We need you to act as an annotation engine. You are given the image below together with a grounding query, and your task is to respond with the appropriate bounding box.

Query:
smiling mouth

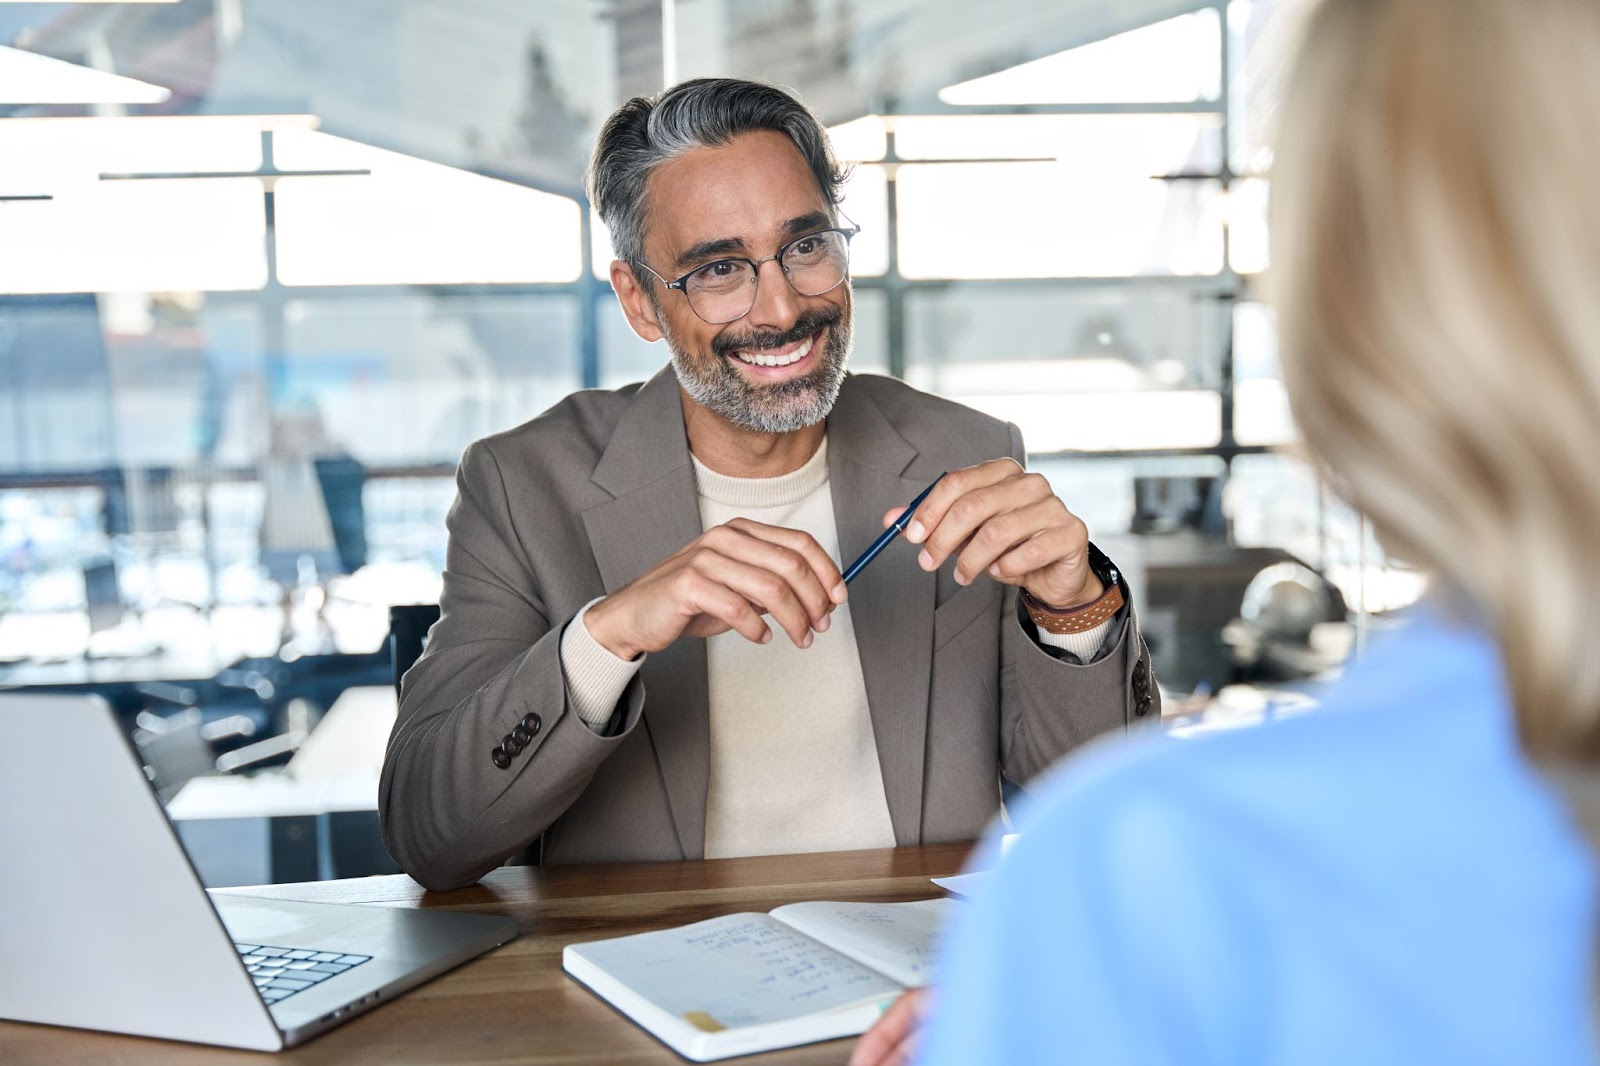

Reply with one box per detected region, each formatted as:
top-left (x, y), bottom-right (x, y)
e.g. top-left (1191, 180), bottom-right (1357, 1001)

top-left (729, 331), bottom-right (817, 369)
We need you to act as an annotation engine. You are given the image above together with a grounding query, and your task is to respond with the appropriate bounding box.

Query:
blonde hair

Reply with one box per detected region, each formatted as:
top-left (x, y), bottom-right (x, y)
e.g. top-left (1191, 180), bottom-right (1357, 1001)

top-left (1271, 0), bottom-right (1600, 764)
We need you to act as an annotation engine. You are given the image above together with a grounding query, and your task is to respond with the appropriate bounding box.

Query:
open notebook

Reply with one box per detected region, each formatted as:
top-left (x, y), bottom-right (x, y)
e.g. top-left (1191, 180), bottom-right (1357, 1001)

top-left (563, 898), bottom-right (954, 1061)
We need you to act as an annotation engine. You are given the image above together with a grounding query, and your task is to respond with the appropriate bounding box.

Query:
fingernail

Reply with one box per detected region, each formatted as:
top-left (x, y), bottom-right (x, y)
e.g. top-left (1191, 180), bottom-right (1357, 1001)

top-left (802, 631), bottom-right (814, 648)
top-left (760, 629), bottom-right (772, 644)
top-left (831, 581), bottom-right (847, 603)
top-left (907, 520), bottom-right (926, 543)
top-left (817, 613), bottom-right (832, 632)
top-left (918, 549), bottom-right (935, 571)
top-left (955, 569), bottom-right (969, 586)
top-left (989, 564), bottom-right (1001, 578)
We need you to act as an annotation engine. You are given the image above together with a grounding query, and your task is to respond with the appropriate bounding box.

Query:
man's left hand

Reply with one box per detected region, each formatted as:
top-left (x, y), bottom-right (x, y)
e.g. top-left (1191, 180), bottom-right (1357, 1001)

top-left (884, 458), bottom-right (1103, 609)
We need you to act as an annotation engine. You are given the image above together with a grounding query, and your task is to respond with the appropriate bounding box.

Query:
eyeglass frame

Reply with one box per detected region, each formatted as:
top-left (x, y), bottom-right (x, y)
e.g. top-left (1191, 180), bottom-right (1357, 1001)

top-left (634, 217), bottom-right (861, 325)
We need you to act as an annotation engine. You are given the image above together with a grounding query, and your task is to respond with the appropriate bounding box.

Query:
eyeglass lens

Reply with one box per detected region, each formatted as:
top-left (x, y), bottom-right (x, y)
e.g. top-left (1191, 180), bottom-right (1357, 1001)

top-left (683, 230), bottom-right (851, 323)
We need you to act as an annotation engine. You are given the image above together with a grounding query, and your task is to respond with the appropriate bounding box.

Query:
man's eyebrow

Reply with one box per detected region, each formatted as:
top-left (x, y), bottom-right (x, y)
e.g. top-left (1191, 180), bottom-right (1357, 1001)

top-left (673, 212), bottom-right (833, 269)
top-left (676, 236), bottom-right (747, 269)
top-left (784, 211), bottom-right (833, 236)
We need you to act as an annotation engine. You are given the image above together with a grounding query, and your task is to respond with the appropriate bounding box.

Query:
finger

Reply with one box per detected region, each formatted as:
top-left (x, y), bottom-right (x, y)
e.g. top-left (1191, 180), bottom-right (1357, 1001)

top-left (988, 516), bottom-right (1090, 583)
top-left (917, 470), bottom-right (1052, 574)
top-left (952, 496), bottom-right (1066, 586)
top-left (890, 1026), bottom-right (922, 1066)
top-left (882, 506), bottom-right (907, 530)
top-left (849, 992), bottom-right (920, 1066)
top-left (712, 524), bottom-right (838, 625)
top-left (675, 570), bottom-right (771, 645)
top-left (723, 519), bottom-right (847, 608)
top-left (908, 462), bottom-right (1037, 560)
top-left (880, 1033), bottom-right (919, 1066)
top-left (902, 458), bottom-right (1024, 546)
top-left (691, 551), bottom-right (818, 649)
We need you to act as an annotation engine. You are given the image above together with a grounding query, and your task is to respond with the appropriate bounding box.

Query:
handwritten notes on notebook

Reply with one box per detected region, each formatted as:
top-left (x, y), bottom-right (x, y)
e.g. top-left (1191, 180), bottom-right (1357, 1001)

top-left (767, 899), bottom-right (948, 989)
top-left (563, 897), bottom-right (957, 1060)
top-left (572, 913), bottom-right (901, 1032)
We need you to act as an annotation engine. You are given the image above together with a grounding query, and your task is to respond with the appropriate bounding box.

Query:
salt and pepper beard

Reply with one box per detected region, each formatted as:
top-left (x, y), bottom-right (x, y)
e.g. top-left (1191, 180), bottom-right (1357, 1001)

top-left (663, 303), bottom-right (852, 435)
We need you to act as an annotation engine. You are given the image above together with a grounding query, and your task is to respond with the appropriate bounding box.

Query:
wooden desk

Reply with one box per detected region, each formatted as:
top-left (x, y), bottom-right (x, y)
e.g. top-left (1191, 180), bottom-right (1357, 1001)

top-left (0, 843), bottom-right (973, 1065)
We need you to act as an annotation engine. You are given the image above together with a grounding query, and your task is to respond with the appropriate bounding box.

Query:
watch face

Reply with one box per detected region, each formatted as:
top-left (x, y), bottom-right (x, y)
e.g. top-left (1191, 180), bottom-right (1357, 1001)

top-left (1087, 543), bottom-right (1119, 588)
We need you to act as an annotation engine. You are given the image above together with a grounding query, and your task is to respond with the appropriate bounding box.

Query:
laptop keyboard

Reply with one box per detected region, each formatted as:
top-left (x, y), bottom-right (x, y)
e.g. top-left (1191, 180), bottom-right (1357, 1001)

top-left (234, 942), bottom-right (373, 1005)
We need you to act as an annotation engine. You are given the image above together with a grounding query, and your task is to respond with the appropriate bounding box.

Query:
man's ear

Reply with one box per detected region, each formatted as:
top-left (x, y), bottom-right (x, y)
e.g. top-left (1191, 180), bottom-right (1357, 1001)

top-left (610, 260), bottom-right (665, 343)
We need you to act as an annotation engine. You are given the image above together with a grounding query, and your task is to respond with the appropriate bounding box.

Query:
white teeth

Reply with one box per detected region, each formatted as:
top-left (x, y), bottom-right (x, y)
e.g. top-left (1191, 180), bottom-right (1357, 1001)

top-left (736, 335), bottom-right (814, 368)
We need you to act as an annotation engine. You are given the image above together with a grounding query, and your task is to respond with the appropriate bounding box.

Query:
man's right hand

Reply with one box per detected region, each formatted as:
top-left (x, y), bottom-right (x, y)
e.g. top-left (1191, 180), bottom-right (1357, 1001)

top-left (583, 518), bottom-right (847, 660)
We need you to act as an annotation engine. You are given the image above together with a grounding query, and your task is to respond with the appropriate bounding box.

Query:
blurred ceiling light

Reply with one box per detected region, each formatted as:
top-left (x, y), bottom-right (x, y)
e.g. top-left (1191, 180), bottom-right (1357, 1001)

top-left (0, 44), bottom-right (171, 104)
top-left (939, 11), bottom-right (1221, 106)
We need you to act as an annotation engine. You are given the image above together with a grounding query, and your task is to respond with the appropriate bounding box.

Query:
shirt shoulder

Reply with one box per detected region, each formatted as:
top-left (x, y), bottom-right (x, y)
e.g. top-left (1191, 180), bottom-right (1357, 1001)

top-left (928, 615), bottom-right (1597, 1066)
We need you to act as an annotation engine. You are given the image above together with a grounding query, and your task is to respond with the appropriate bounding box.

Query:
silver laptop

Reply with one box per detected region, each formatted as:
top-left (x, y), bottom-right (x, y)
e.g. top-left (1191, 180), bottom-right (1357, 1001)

top-left (0, 693), bottom-right (518, 1051)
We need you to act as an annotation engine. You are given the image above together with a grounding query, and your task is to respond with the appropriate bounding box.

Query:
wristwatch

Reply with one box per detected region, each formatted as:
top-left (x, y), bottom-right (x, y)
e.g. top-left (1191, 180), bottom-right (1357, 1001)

top-left (1020, 542), bottom-right (1124, 635)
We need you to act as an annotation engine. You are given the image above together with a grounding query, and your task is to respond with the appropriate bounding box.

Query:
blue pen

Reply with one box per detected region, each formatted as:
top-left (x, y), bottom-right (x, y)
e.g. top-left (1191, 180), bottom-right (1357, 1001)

top-left (841, 473), bottom-right (947, 585)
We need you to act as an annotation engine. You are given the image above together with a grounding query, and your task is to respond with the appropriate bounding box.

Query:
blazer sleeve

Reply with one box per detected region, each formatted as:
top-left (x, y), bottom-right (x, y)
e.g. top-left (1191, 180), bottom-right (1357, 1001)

top-left (998, 423), bottom-right (1161, 785)
top-left (378, 440), bottom-right (645, 890)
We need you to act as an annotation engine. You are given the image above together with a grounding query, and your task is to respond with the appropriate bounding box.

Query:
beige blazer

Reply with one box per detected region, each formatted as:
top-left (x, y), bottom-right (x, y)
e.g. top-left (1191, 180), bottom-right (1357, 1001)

top-left (379, 367), bottom-right (1158, 889)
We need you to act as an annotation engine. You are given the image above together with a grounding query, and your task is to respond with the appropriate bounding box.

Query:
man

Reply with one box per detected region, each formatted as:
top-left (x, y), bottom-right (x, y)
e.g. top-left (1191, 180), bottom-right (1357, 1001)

top-left (379, 78), bottom-right (1158, 891)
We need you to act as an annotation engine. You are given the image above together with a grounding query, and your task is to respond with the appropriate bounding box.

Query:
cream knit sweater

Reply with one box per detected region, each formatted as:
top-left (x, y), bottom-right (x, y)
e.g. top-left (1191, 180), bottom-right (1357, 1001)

top-left (557, 438), bottom-right (1108, 857)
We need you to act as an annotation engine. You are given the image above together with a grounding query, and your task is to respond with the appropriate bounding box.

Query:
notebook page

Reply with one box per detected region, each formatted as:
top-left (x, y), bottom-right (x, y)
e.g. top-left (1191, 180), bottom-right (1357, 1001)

top-left (566, 912), bottom-right (902, 1033)
top-left (767, 898), bottom-right (954, 989)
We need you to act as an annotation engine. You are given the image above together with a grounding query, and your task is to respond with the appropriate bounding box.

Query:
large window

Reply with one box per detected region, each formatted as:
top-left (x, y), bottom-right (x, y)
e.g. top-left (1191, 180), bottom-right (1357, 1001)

top-left (0, 0), bottom-right (1408, 695)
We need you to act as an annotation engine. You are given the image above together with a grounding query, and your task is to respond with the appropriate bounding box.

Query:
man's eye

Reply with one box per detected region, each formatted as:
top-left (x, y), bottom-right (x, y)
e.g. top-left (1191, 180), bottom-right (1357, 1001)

top-left (699, 260), bottom-right (741, 279)
top-left (791, 238), bottom-right (820, 256)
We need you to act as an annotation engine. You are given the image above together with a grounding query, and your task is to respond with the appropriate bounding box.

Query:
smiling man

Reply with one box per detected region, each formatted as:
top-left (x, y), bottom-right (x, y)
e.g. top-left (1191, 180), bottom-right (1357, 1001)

top-left (379, 78), bottom-right (1159, 890)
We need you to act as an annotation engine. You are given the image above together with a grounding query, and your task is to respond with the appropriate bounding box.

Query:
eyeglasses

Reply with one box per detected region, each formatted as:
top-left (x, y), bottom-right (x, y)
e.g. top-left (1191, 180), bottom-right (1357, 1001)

top-left (638, 223), bottom-right (860, 325)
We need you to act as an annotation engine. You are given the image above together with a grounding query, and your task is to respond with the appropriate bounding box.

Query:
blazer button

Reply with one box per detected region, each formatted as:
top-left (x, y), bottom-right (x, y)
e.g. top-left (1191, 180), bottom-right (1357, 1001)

top-left (502, 733), bottom-right (524, 756)
top-left (520, 712), bottom-right (542, 736)
top-left (510, 724), bottom-right (532, 746)
top-left (491, 745), bottom-right (512, 770)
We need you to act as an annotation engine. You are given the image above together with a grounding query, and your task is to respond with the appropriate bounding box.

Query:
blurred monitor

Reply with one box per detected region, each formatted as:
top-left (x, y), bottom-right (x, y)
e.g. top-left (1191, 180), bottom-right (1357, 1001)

top-left (313, 456), bottom-right (368, 575)
top-left (1132, 476), bottom-right (1225, 535)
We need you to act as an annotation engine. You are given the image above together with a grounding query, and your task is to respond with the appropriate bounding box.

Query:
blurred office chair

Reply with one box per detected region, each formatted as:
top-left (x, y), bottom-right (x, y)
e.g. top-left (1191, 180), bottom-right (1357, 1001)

top-left (133, 706), bottom-right (302, 802)
top-left (386, 603), bottom-right (541, 866)
top-left (388, 603), bottom-right (440, 699)
top-left (1224, 562), bottom-right (1352, 682)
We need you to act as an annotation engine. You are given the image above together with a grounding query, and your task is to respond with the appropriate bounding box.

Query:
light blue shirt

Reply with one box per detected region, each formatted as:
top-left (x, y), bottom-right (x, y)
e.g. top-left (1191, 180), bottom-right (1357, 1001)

top-left (921, 610), bottom-right (1597, 1066)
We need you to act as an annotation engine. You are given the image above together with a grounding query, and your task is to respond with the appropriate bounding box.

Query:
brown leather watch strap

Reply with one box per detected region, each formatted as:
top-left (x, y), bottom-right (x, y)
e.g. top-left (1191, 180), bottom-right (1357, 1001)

top-left (1022, 581), bottom-right (1125, 635)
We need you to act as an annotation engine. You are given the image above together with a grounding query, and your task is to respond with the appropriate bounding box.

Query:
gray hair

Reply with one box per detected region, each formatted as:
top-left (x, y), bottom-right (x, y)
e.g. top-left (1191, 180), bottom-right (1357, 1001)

top-left (585, 78), bottom-right (849, 283)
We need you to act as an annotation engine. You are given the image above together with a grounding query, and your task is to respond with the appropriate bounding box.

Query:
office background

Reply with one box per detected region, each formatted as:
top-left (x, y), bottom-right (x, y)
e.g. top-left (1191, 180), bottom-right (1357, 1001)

top-left (0, 0), bottom-right (1415, 878)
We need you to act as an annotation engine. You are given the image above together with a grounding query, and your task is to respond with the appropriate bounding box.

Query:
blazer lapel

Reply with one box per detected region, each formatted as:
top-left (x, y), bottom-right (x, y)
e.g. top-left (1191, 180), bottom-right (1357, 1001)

top-left (580, 366), bottom-right (709, 858)
top-left (827, 380), bottom-right (939, 845)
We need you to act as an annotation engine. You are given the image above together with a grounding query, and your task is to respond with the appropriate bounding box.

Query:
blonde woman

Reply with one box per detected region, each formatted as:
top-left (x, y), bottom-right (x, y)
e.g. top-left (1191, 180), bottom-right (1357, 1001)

top-left (854, 0), bottom-right (1600, 1062)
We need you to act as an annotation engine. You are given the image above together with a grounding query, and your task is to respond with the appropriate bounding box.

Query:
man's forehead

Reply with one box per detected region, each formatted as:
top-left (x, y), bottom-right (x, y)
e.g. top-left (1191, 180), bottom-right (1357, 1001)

top-left (642, 131), bottom-right (831, 260)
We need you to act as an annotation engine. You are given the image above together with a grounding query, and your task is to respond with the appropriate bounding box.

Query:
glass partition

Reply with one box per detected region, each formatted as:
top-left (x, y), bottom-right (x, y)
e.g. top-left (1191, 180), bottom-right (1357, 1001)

top-left (0, 0), bottom-right (1379, 710)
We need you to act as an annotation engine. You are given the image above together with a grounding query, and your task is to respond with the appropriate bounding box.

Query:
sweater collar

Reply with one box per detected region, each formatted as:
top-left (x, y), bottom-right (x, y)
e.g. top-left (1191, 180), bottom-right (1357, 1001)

top-left (690, 436), bottom-right (830, 509)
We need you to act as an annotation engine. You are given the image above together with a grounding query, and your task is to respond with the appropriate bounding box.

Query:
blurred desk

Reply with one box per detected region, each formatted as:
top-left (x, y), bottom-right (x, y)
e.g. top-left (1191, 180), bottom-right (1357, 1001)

top-left (0, 649), bottom-right (220, 691)
top-left (0, 842), bottom-right (972, 1065)
top-left (287, 684), bottom-right (395, 780)
top-left (166, 686), bottom-right (399, 886)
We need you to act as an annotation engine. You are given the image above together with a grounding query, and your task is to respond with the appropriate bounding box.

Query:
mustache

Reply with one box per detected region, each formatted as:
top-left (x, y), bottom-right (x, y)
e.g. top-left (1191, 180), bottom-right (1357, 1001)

top-left (711, 306), bottom-right (842, 358)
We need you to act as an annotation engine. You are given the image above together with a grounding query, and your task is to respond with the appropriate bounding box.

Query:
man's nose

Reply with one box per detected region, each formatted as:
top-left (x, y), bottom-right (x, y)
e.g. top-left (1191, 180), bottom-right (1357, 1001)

top-left (743, 257), bottom-right (803, 333)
